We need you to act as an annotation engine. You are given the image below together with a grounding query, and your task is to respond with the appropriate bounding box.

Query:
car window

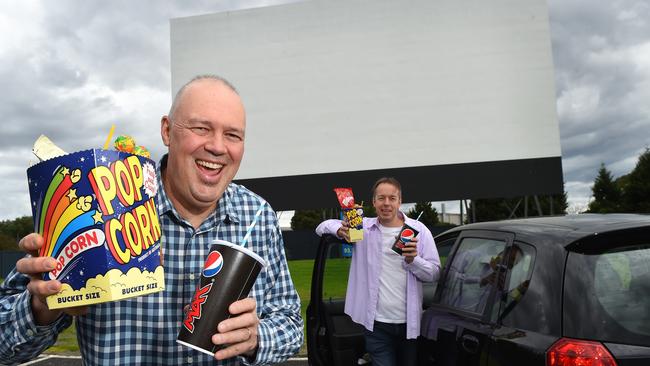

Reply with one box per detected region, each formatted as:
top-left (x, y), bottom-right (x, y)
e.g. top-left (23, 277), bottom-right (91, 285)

top-left (438, 237), bottom-right (507, 314)
top-left (564, 242), bottom-right (650, 346)
top-left (436, 235), bottom-right (457, 268)
top-left (423, 234), bottom-right (457, 308)
top-left (594, 245), bottom-right (650, 336)
top-left (494, 242), bottom-right (535, 324)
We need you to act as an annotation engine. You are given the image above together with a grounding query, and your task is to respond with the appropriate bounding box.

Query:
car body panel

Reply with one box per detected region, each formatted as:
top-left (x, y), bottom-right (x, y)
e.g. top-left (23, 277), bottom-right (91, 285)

top-left (307, 214), bottom-right (650, 366)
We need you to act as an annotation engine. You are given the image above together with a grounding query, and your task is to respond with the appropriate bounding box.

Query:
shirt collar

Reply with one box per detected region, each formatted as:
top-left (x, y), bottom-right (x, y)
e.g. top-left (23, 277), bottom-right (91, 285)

top-left (216, 183), bottom-right (241, 224)
top-left (156, 155), bottom-right (174, 216)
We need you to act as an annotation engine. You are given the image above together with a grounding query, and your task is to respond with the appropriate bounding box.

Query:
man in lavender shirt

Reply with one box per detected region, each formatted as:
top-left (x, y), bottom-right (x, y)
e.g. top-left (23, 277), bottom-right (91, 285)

top-left (316, 177), bottom-right (440, 366)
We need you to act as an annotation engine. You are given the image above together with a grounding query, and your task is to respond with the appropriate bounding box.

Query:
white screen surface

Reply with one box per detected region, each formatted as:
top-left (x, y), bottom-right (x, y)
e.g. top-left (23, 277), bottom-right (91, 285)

top-left (171, 0), bottom-right (560, 180)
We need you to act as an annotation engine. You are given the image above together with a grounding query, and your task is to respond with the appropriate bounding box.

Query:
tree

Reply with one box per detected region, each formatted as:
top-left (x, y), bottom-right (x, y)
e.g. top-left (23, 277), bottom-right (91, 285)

top-left (406, 202), bottom-right (439, 227)
top-left (0, 216), bottom-right (33, 251)
top-left (290, 209), bottom-right (335, 230)
top-left (587, 163), bottom-right (622, 213)
top-left (470, 198), bottom-right (513, 222)
top-left (0, 232), bottom-right (16, 251)
top-left (361, 202), bottom-right (376, 218)
top-left (545, 192), bottom-right (569, 215)
top-left (290, 200), bottom-right (379, 231)
top-left (470, 193), bottom-right (568, 222)
top-left (620, 148), bottom-right (650, 213)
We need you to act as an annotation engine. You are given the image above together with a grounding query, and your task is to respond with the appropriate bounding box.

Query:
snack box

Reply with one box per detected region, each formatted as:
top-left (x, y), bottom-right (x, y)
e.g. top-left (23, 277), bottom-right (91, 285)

top-left (342, 206), bottom-right (364, 242)
top-left (26, 149), bottom-right (165, 309)
top-left (334, 187), bottom-right (364, 242)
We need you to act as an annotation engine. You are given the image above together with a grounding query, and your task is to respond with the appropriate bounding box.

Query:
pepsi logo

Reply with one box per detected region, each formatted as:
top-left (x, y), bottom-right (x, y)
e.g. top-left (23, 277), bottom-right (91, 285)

top-left (202, 251), bottom-right (224, 277)
top-left (400, 228), bottom-right (415, 242)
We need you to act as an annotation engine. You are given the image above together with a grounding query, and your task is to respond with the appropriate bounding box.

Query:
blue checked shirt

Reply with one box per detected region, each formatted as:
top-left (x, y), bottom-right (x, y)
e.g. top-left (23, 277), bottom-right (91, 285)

top-left (0, 156), bottom-right (303, 365)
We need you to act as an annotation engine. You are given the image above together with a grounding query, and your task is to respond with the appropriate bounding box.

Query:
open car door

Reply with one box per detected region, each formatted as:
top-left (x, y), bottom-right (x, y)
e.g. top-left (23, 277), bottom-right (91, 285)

top-left (306, 234), bottom-right (366, 366)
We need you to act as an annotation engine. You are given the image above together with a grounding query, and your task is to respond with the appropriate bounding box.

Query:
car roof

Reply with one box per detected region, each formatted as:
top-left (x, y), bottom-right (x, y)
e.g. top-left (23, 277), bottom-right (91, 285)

top-left (437, 213), bottom-right (650, 247)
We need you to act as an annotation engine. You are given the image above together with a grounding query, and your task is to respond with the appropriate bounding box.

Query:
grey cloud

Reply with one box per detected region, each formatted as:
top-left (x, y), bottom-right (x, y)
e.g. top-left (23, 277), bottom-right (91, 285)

top-left (1, 0), bottom-right (648, 219)
top-left (549, 0), bottom-right (650, 193)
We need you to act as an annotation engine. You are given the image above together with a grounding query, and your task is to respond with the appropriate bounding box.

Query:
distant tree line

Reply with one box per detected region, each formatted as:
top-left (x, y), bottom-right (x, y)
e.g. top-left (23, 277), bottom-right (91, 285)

top-left (469, 193), bottom-right (568, 222)
top-left (6, 149), bottom-right (647, 247)
top-left (0, 216), bottom-right (33, 251)
top-left (587, 148), bottom-right (650, 213)
top-left (290, 201), bottom-right (444, 231)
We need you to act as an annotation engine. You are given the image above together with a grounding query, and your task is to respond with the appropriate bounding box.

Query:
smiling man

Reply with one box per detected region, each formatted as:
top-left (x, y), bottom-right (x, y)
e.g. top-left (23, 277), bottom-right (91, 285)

top-left (161, 77), bottom-right (246, 228)
top-left (1, 75), bottom-right (303, 365)
top-left (316, 177), bottom-right (440, 366)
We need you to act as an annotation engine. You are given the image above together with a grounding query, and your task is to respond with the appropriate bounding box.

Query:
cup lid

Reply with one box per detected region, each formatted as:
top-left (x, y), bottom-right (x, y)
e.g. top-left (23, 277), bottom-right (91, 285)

top-left (211, 239), bottom-right (267, 267)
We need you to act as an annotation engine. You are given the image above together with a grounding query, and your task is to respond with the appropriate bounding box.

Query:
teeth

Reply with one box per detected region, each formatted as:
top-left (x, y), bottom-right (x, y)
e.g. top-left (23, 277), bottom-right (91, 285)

top-left (197, 160), bottom-right (223, 170)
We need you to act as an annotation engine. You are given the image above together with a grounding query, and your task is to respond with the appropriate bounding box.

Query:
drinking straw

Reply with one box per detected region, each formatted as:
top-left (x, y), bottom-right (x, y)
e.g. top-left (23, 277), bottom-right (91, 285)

top-left (241, 201), bottom-right (266, 247)
top-left (103, 124), bottom-right (116, 150)
top-left (416, 211), bottom-right (423, 221)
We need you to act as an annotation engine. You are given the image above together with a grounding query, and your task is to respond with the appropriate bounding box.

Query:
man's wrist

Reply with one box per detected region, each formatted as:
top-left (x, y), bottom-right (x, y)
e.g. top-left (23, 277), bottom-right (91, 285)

top-left (31, 295), bottom-right (61, 326)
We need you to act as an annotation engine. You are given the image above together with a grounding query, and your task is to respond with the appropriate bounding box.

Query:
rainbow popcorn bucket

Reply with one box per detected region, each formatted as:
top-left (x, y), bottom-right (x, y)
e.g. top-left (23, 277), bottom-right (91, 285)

top-left (26, 149), bottom-right (165, 309)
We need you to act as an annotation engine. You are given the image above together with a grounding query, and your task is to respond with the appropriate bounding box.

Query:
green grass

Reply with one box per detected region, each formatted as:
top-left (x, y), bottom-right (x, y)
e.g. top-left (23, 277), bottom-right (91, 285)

top-left (287, 257), bottom-right (350, 356)
top-left (50, 322), bottom-right (79, 354)
top-left (322, 258), bottom-right (351, 299)
top-left (287, 259), bottom-right (313, 356)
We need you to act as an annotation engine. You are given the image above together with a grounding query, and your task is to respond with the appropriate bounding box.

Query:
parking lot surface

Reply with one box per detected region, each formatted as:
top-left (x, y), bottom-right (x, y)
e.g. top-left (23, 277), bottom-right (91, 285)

top-left (18, 355), bottom-right (308, 366)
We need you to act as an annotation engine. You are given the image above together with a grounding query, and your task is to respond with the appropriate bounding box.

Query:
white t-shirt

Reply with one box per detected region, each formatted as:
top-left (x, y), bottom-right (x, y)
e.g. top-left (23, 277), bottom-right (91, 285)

top-left (375, 223), bottom-right (408, 323)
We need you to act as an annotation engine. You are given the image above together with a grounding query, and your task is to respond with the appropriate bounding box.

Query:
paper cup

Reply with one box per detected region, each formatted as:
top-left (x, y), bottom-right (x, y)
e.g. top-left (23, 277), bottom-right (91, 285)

top-left (391, 223), bottom-right (419, 255)
top-left (177, 240), bottom-right (266, 355)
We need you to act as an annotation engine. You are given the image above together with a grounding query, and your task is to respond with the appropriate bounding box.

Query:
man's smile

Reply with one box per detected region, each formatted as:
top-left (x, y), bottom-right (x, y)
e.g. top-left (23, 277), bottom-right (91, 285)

top-left (196, 159), bottom-right (223, 171)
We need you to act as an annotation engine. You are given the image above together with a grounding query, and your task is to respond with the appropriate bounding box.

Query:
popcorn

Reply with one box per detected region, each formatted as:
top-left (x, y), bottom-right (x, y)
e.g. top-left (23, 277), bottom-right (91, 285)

top-left (133, 145), bottom-right (150, 158)
top-left (333, 187), bottom-right (364, 242)
top-left (114, 135), bottom-right (150, 158)
top-left (114, 135), bottom-right (136, 153)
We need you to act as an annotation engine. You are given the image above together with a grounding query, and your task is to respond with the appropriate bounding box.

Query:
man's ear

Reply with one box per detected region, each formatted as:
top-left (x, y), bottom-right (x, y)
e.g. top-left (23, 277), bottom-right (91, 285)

top-left (161, 116), bottom-right (171, 147)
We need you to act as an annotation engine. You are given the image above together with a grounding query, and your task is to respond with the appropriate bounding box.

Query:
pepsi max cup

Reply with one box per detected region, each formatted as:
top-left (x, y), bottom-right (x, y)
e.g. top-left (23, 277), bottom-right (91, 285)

top-left (177, 240), bottom-right (266, 355)
top-left (391, 224), bottom-right (419, 255)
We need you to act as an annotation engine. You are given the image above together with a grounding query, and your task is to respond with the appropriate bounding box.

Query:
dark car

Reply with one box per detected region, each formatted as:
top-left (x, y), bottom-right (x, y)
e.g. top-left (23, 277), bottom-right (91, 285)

top-left (306, 214), bottom-right (650, 366)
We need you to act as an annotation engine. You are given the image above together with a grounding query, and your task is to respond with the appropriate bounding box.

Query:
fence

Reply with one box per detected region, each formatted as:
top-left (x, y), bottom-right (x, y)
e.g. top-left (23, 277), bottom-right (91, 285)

top-left (1, 251), bottom-right (24, 278)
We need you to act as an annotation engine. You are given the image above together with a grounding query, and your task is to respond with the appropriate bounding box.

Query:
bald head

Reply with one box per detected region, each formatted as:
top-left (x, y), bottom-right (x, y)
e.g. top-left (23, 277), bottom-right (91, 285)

top-left (169, 75), bottom-right (239, 121)
top-left (160, 74), bottom-right (246, 228)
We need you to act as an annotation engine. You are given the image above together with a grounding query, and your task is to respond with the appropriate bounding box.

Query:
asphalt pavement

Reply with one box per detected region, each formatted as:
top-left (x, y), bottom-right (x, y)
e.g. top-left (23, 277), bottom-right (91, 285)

top-left (18, 355), bottom-right (309, 366)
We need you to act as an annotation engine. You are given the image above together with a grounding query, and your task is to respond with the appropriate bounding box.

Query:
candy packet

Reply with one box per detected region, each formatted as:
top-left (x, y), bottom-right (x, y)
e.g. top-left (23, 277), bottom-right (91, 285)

top-left (333, 187), bottom-right (364, 242)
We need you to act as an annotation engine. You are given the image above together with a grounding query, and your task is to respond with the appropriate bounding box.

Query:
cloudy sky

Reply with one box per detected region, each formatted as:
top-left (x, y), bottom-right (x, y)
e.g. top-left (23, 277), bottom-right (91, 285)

top-left (1, 0), bottom-right (649, 222)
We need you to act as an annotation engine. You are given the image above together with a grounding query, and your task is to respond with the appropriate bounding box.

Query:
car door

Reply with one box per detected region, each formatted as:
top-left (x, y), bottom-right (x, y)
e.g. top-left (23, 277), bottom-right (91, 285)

top-left (421, 230), bottom-right (514, 366)
top-left (306, 234), bottom-right (366, 366)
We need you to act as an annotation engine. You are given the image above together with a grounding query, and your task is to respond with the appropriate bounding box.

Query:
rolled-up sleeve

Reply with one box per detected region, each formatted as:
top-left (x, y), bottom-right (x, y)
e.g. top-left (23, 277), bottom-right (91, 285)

top-left (403, 223), bottom-right (440, 283)
top-left (315, 219), bottom-right (343, 237)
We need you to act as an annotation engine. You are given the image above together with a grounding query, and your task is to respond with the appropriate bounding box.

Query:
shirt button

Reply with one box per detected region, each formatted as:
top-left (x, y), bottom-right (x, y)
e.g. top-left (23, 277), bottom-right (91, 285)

top-left (189, 274), bottom-right (195, 280)
top-left (26, 329), bottom-right (34, 337)
top-left (188, 357), bottom-right (193, 363)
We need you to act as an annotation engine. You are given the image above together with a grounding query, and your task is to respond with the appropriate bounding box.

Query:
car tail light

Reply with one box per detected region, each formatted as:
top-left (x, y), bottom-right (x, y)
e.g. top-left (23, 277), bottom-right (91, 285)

top-left (546, 338), bottom-right (617, 366)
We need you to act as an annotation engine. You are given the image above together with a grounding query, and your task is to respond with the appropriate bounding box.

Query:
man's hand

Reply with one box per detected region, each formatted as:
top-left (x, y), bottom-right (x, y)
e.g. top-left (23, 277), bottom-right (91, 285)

top-left (212, 297), bottom-right (260, 361)
top-left (336, 221), bottom-right (351, 242)
top-left (401, 237), bottom-right (418, 264)
top-left (16, 233), bottom-right (88, 325)
top-left (480, 271), bottom-right (496, 287)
